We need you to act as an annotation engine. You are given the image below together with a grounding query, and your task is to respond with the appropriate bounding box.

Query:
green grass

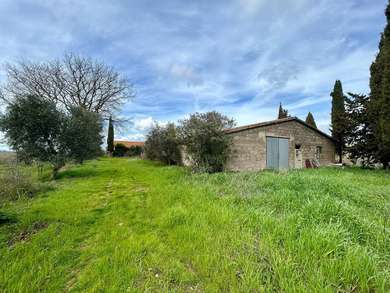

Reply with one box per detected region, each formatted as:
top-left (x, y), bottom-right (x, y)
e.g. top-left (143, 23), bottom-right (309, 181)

top-left (0, 158), bottom-right (53, 203)
top-left (0, 158), bottom-right (389, 292)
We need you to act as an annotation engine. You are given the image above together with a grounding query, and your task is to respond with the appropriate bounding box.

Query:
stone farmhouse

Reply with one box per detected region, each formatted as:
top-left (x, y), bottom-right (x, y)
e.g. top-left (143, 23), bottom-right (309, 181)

top-left (224, 117), bottom-right (336, 171)
top-left (113, 140), bottom-right (145, 148)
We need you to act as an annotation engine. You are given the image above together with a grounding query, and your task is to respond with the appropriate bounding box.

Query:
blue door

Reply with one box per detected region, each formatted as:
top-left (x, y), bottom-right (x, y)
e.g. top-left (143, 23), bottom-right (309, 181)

top-left (266, 137), bottom-right (279, 169)
top-left (278, 138), bottom-right (289, 170)
top-left (266, 137), bottom-right (289, 170)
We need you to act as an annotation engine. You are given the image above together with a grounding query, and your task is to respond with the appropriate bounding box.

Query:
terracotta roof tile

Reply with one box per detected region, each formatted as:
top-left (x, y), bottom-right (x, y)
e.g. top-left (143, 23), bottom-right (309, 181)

top-left (114, 140), bottom-right (145, 148)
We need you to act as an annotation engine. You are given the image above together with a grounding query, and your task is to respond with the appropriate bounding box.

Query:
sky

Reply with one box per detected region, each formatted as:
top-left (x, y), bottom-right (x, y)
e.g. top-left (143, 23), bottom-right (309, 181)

top-left (0, 0), bottom-right (388, 146)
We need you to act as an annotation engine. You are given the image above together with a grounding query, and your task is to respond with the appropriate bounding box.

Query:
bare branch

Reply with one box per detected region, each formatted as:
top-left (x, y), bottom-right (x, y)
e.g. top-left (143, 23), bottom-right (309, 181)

top-left (3, 53), bottom-right (135, 115)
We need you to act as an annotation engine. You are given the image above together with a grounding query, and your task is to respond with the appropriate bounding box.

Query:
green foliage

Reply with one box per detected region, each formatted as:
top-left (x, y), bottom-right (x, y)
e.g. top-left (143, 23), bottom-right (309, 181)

top-left (345, 93), bottom-right (376, 166)
top-left (0, 95), bottom-right (103, 176)
top-left (0, 164), bottom-right (39, 201)
top-left (144, 126), bottom-right (162, 161)
top-left (0, 161), bottom-right (52, 202)
top-left (368, 1), bottom-right (390, 168)
top-left (113, 143), bottom-right (129, 157)
top-left (0, 159), bottom-right (388, 291)
top-left (128, 145), bottom-right (143, 157)
top-left (278, 102), bottom-right (288, 119)
top-left (106, 116), bottom-right (114, 154)
top-left (113, 144), bottom-right (143, 157)
top-left (330, 80), bottom-right (347, 163)
top-left (0, 95), bottom-right (66, 174)
top-left (178, 111), bottom-right (235, 172)
top-left (61, 107), bottom-right (103, 164)
top-left (145, 123), bottom-right (181, 165)
top-left (305, 112), bottom-right (317, 129)
top-left (347, 1), bottom-right (390, 169)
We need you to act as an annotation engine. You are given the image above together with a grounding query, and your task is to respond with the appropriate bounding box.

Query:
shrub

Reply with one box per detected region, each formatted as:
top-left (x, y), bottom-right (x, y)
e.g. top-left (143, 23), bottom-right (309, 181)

top-left (113, 143), bottom-right (130, 157)
top-left (113, 144), bottom-right (143, 157)
top-left (144, 125), bottom-right (163, 161)
top-left (178, 111), bottom-right (235, 173)
top-left (128, 145), bottom-right (143, 157)
top-left (0, 162), bottom-right (44, 201)
top-left (144, 123), bottom-right (181, 165)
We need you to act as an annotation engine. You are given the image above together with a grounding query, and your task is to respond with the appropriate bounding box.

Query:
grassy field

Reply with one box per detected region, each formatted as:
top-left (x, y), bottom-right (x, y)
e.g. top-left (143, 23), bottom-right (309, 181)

top-left (0, 152), bottom-right (53, 202)
top-left (0, 158), bottom-right (389, 292)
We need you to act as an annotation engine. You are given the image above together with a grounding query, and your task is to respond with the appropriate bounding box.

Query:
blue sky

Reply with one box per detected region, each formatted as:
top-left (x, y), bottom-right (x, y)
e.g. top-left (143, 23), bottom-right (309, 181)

top-left (0, 0), bottom-right (387, 145)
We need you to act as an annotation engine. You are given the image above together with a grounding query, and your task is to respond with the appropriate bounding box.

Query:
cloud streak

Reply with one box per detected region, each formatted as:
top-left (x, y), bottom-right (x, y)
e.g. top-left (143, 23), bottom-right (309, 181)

top-left (0, 0), bottom-right (387, 145)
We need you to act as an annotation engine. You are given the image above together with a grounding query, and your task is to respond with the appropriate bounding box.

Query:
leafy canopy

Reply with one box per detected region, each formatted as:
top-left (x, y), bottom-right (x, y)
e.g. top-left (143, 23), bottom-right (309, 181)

top-left (61, 107), bottom-right (103, 164)
top-left (0, 95), bottom-right (103, 175)
top-left (113, 143), bottom-right (130, 157)
top-left (0, 95), bottom-right (65, 167)
top-left (178, 111), bottom-right (235, 173)
top-left (345, 93), bottom-right (376, 167)
top-left (145, 123), bottom-right (181, 165)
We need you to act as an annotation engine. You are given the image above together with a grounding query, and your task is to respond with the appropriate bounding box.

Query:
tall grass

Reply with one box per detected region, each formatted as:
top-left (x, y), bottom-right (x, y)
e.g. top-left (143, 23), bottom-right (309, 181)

top-left (0, 159), bottom-right (388, 291)
top-left (0, 153), bottom-right (52, 202)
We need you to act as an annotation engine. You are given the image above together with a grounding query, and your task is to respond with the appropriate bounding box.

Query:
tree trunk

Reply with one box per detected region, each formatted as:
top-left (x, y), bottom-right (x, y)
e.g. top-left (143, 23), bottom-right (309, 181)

top-left (338, 145), bottom-right (343, 163)
top-left (52, 163), bottom-right (64, 179)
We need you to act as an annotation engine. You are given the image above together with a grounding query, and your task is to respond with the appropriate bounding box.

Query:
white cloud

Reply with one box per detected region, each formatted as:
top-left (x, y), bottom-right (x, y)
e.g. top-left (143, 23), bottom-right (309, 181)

top-left (133, 117), bottom-right (156, 131)
top-left (0, 0), bottom-right (386, 142)
top-left (118, 133), bottom-right (145, 141)
top-left (169, 64), bottom-right (203, 86)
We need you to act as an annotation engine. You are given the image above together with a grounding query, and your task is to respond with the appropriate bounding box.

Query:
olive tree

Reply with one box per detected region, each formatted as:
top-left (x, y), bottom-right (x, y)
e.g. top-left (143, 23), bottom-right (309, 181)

top-left (178, 111), bottom-right (235, 173)
top-left (0, 95), bottom-right (66, 175)
top-left (0, 95), bottom-right (103, 177)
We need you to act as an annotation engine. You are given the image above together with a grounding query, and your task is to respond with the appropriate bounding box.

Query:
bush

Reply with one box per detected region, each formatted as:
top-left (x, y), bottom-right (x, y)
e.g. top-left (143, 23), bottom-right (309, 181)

top-left (113, 144), bottom-right (130, 157)
top-left (113, 144), bottom-right (143, 157)
top-left (144, 123), bottom-right (181, 165)
top-left (0, 162), bottom-right (47, 201)
top-left (128, 145), bottom-right (143, 156)
top-left (178, 111), bottom-right (235, 173)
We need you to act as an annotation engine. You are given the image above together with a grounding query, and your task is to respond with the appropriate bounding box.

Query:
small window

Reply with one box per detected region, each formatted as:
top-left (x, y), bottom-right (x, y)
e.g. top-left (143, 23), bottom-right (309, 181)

top-left (315, 146), bottom-right (322, 161)
top-left (295, 144), bottom-right (301, 149)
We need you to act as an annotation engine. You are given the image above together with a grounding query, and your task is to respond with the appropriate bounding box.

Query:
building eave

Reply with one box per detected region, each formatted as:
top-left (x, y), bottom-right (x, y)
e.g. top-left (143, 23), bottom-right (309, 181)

top-left (224, 117), bottom-right (335, 142)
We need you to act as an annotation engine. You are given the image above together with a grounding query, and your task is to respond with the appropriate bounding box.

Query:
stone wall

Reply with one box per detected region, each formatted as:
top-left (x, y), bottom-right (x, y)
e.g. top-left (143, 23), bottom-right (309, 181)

top-left (225, 120), bottom-right (335, 171)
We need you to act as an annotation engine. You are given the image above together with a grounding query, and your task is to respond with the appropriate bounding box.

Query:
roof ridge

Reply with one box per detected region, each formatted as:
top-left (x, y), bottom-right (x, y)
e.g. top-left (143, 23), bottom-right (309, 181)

top-left (225, 116), bottom-right (334, 141)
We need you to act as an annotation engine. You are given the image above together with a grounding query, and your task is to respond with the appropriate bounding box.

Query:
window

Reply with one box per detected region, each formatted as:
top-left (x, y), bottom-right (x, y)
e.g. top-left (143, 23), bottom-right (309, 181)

top-left (315, 146), bottom-right (322, 161)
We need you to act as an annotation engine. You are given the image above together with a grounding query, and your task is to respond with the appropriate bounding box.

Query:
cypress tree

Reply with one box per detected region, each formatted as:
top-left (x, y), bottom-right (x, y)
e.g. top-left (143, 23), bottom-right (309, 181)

top-left (278, 102), bottom-right (288, 119)
top-left (305, 112), bottom-right (317, 129)
top-left (368, 1), bottom-right (390, 169)
top-left (330, 80), bottom-right (346, 163)
top-left (107, 116), bottom-right (114, 154)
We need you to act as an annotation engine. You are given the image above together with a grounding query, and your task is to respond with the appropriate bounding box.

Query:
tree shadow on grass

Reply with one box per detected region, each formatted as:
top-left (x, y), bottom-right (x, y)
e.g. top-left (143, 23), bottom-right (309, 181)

top-left (7, 221), bottom-right (48, 246)
top-left (0, 212), bottom-right (17, 226)
top-left (55, 168), bottom-right (104, 180)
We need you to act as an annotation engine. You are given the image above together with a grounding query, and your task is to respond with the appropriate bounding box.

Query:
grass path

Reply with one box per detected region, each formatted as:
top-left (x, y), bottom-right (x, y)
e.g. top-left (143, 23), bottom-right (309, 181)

top-left (0, 158), bottom-right (389, 292)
